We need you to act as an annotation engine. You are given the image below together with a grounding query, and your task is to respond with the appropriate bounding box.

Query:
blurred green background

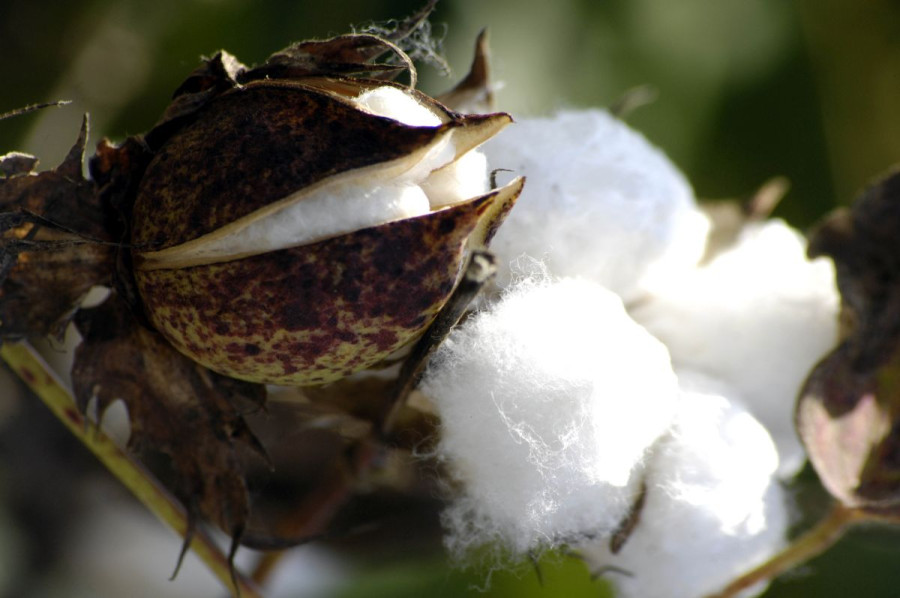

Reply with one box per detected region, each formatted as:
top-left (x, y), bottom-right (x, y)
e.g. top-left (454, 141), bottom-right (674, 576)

top-left (2, 0), bottom-right (900, 596)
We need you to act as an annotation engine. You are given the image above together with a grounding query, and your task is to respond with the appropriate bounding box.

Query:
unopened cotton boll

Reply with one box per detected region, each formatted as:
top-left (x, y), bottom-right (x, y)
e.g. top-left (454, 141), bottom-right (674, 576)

top-left (481, 109), bottom-right (710, 302)
top-left (579, 374), bottom-right (789, 598)
top-left (631, 219), bottom-right (840, 477)
top-left (421, 277), bottom-right (680, 557)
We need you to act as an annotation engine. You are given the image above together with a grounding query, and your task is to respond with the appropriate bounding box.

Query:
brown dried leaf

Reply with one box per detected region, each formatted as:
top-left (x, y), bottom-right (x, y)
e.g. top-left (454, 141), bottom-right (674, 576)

top-left (798, 168), bottom-right (900, 509)
top-left (0, 117), bottom-right (115, 339)
top-left (71, 294), bottom-right (267, 537)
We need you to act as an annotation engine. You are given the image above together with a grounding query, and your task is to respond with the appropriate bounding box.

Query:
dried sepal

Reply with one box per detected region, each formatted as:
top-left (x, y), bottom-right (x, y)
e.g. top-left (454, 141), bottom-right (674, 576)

top-left (0, 116), bottom-right (115, 339)
top-left (797, 168), bottom-right (900, 509)
top-left (700, 177), bottom-right (789, 262)
top-left (0, 152), bottom-right (39, 178)
top-left (71, 293), bottom-right (267, 536)
top-left (436, 29), bottom-right (495, 114)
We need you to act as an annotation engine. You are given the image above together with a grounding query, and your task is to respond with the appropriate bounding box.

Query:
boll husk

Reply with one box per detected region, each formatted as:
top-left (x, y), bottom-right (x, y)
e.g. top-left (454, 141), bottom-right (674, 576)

top-left (480, 109), bottom-right (710, 301)
top-left (420, 276), bottom-right (679, 557)
top-left (579, 373), bottom-right (789, 598)
top-left (631, 219), bottom-right (840, 476)
top-left (132, 77), bottom-right (523, 386)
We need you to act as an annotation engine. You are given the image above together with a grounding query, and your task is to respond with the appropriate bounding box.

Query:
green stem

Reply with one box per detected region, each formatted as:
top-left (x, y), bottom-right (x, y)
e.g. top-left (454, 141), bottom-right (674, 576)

top-left (704, 502), bottom-right (860, 598)
top-left (1, 341), bottom-right (263, 598)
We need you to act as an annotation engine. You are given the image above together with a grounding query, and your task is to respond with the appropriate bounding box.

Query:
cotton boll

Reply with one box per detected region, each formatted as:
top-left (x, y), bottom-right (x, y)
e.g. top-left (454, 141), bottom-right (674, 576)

top-left (481, 109), bottom-right (710, 302)
top-left (421, 277), bottom-right (680, 557)
top-left (631, 219), bottom-right (840, 477)
top-left (579, 376), bottom-right (789, 598)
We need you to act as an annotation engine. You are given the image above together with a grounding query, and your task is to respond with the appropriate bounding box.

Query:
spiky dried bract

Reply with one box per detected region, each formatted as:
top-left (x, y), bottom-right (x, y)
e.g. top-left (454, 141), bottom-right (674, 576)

top-left (481, 109), bottom-right (709, 301)
top-left (798, 168), bottom-right (900, 509)
top-left (0, 117), bottom-right (114, 340)
top-left (580, 375), bottom-right (789, 598)
top-left (633, 219), bottom-right (839, 477)
top-left (421, 277), bottom-right (679, 557)
top-left (71, 295), bottom-right (266, 536)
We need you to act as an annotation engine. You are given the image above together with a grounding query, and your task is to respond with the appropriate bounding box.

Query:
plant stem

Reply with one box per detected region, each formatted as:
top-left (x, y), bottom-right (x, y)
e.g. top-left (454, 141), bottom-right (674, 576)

top-left (0, 341), bottom-right (263, 598)
top-left (704, 502), bottom-right (860, 598)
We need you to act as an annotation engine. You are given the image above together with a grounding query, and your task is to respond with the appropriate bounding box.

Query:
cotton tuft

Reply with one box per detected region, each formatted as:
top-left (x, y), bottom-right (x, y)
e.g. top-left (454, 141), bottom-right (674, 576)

top-left (421, 277), bottom-right (679, 557)
top-left (579, 373), bottom-right (789, 598)
top-left (630, 220), bottom-right (840, 476)
top-left (481, 109), bottom-right (710, 302)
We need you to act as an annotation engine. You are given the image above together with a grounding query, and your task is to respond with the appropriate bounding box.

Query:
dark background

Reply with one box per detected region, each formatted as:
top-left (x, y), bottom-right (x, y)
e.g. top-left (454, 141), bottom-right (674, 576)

top-left (1, 0), bottom-right (899, 596)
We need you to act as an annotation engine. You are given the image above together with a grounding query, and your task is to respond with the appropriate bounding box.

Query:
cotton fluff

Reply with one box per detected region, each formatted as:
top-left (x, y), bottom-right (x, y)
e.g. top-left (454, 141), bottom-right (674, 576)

top-left (481, 109), bottom-right (710, 302)
top-left (579, 373), bottom-right (789, 598)
top-left (421, 277), bottom-right (680, 557)
top-left (630, 219), bottom-right (839, 477)
top-left (354, 86), bottom-right (444, 127)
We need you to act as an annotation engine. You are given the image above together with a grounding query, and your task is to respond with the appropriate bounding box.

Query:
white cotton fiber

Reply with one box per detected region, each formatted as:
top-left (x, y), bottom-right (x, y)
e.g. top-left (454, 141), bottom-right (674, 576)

top-left (579, 373), bottom-right (789, 598)
top-left (421, 277), bottom-right (680, 557)
top-left (631, 219), bottom-right (839, 477)
top-left (354, 86), bottom-right (444, 127)
top-left (421, 149), bottom-right (490, 209)
top-left (481, 109), bottom-right (710, 302)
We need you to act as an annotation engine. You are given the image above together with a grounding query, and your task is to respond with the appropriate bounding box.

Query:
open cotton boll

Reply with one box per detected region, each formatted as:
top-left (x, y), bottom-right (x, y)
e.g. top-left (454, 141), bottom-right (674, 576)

top-left (631, 219), bottom-right (839, 477)
top-left (579, 375), bottom-right (789, 598)
top-left (146, 85), bottom-right (497, 268)
top-left (421, 277), bottom-right (679, 557)
top-left (481, 109), bottom-right (710, 302)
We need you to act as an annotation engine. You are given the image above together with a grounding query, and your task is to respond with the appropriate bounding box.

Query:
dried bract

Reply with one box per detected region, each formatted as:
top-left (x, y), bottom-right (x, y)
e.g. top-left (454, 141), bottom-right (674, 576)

top-left (0, 117), bottom-right (114, 340)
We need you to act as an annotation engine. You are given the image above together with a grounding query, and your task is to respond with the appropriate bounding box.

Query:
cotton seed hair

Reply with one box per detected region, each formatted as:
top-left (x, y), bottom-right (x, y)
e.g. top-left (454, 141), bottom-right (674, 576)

top-left (421, 277), bottom-right (679, 557)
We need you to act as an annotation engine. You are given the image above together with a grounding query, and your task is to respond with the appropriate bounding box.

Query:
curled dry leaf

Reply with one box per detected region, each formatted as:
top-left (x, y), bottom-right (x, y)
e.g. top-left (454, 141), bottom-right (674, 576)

top-left (798, 168), bottom-right (900, 509)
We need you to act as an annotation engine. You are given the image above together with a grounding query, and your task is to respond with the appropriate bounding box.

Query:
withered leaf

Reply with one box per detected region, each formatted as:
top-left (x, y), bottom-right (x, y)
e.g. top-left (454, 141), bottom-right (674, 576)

top-left (0, 116), bottom-right (115, 340)
top-left (798, 168), bottom-right (900, 509)
top-left (71, 293), bottom-right (267, 539)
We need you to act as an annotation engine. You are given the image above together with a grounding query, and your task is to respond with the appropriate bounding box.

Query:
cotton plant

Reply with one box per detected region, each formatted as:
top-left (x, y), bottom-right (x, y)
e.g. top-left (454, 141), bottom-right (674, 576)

top-left (421, 105), bottom-right (840, 597)
top-left (3, 6), bottom-right (888, 597)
